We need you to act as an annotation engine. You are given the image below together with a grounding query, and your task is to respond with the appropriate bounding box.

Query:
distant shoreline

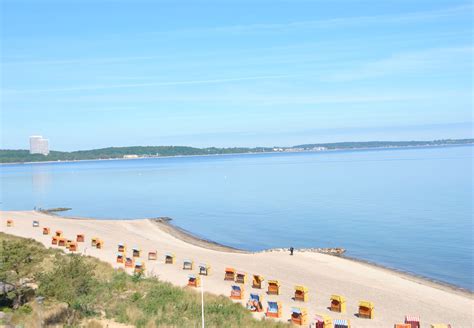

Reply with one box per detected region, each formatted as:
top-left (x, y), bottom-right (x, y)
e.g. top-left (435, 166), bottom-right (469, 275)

top-left (1, 142), bottom-right (472, 166)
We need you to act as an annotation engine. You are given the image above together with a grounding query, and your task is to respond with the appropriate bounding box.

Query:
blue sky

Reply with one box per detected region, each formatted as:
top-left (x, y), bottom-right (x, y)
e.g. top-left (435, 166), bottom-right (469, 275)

top-left (1, 0), bottom-right (472, 150)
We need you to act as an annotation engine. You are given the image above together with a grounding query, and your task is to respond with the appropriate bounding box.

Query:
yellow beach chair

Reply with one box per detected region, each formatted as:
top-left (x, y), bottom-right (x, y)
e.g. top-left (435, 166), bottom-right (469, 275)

top-left (96, 239), bottom-right (103, 249)
top-left (183, 259), bottom-right (193, 270)
top-left (91, 237), bottom-right (98, 247)
top-left (148, 250), bottom-right (158, 260)
top-left (199, 263), bottom-right (211, 276)
top-left (267, 280), bottom-right (280, 295)
top-left (290, 307), bottom-right (308, 326)
top-left (266, 301), bottom-right (282, 318)
top-left (224, 267), bottom-right (236, 281)
top-left (132, 247), bottom-right (141, 258)
top-left (358, 300), bottom-right (374, 319)
top-left (68, 242), bottom-right (78, 252)
top-left (117, 243), bottom-right (126, 253)
top-left (125, 257), bottom-right (134, 268)
top-left (134, 261), bottom-right (145, 274)
top-left (294, 285), bottom-right (308, 302)
top-left (165, 253), bottom-right (175, 264)
top-left (116, 253), bottom-right (124, 264)
top-left (188, 274), bottom-right (201, 287)
top-left (230, 285), bottom-right (244, 300)
top-left (330, 294), bottom-right (346, 313)
top-left (246, 293), bottom-right (263, 312)
top-left (235, 272), bottom-right (246, 284)
top-left (252, 274), bottom-right (264, 289)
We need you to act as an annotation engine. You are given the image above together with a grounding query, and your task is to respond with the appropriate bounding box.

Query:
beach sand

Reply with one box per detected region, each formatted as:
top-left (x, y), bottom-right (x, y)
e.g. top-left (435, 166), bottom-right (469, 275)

top-left (1, 210), bottom-right (472, 327)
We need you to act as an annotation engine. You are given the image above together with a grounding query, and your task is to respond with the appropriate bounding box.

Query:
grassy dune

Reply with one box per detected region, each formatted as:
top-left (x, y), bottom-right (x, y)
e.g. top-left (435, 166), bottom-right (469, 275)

top-left (0, 233), bottom-right (288, 327)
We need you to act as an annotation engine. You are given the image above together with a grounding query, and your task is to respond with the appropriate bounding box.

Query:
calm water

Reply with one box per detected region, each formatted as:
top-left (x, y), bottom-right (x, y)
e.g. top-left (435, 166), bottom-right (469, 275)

top-left (1, 146), bottom-right (472, 290)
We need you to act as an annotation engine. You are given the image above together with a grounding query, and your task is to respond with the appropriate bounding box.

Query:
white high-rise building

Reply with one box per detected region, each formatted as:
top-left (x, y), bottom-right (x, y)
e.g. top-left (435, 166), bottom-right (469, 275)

top-left (29, 136), bottom-right (50, 155)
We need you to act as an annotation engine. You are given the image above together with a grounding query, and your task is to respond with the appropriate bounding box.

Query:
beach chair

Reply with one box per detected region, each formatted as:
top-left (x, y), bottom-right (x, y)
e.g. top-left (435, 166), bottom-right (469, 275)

top-left (290, 307), bottom-right (308, 326)
top-left (252, 274), bottom-right (264, 289)
top-left (6, 219), bottom-right (13, 227)
top-left (183, 259), bottom-right (193, 270)
top-left (199, 263), bottom-right (211, 276)
top-left (430, 324), bottom-right (452, 328)
top-left (116, 253), bottom-right (124, 264)
top-left (68, 242), bottom-right (78, 252)
top-left (267, 280), bottom-right (280, 295)
top-left (65, 239), bottom-right (74, 249)
top-left (132, 247), bottom-right (141, 258)
top-left (230, 285), bottom-right (244, 300)
top-left (148, 250), bottom-right (157, 260)
top-left (330, 294), bottom-right (346, 313)
top-left (96, 239), bottom-right (103, 249)
top-left (43, 227), bottom-right (50, 235)
top-left (358, 300), bottom-right (374, 319)
top-left (32, 220), bottom-right (40, 227)
top-left (51, 236), bottom-right (59, 245)
top-left (91, 237), bottom-right (98, 247)
top-left (266, 301), bottom-right (282, 318)
top-left (246, 293), bottom-right (263, 312)
top-left (394, 325), bottom-right (412, 328)
top-left (405, 316), bottom-right (420, 328)
top-left (294, 285), bottom-right (308, 302)
top-left (311, 314), bottom-right (333, 328)
top-left (58, 237), bottom-right (67, 247)
top-left (334, 319), bottom-right (350, 328)
top-left (117, 243), bottom-right (126, 253)
top-left (76, 234), bottom-right (85, 242)
top-left (125, 257), bottom-right (134, 268)
top-left (188, 274), bottom-right (201, 287)
top-left (55, 230), bottom-right (63, 237)
top-left (134, 261), bottom-right (145, 274)
top-left (224, 267), bottom-right (236, 281)
top-left (165, 253), bottom-right (175, 264)
top-left (235, 272), bottom-right (246, 284)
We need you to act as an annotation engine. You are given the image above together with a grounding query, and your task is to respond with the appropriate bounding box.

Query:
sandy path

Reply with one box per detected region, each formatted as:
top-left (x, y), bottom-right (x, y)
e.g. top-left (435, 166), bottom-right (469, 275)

top-left (1, 211), bottom-right (472, 327)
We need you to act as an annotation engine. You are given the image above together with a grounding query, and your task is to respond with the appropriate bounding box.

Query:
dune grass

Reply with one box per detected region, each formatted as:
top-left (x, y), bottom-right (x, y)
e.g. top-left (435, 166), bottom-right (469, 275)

top-left (0, 233), bottom-right (288, 327)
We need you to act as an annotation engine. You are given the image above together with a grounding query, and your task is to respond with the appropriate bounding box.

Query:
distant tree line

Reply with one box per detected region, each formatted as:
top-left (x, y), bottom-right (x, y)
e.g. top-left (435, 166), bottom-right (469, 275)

top-left (0, 139), bottom-right (472, 163)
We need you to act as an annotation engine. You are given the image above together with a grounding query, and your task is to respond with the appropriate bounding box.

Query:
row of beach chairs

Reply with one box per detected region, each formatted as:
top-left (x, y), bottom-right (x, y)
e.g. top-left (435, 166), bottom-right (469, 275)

top-left (5, 219), bottom-right (453, 327)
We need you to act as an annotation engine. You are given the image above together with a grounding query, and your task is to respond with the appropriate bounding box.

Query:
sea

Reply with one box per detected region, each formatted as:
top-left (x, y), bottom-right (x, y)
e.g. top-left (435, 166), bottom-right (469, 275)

top-left (1, 145), bottom-right (472, 290)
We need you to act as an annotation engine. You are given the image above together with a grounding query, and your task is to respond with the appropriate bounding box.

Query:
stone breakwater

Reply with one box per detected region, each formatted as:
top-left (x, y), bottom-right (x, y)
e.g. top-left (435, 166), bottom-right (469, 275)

top-left (258, 247), bottom-right (346, 255)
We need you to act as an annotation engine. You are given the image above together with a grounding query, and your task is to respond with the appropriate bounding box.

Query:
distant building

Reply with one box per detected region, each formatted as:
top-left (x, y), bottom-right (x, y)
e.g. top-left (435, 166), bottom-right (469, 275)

top-left (29, 136), bottom-right (49, 155)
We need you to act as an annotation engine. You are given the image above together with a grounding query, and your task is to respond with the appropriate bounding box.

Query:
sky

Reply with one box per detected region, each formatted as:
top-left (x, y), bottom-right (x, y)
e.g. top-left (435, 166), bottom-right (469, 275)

top-left (1, 0), bottom-right (472, 151)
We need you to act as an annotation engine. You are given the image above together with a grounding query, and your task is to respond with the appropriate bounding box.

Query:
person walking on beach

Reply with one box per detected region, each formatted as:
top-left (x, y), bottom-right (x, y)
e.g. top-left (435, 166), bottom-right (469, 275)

top-left (290, 247), bottom-right (294, 256)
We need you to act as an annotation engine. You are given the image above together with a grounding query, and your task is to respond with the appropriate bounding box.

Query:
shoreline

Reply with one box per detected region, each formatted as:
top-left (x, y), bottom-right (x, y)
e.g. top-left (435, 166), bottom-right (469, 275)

top-left (1, 143), bottom-right (472, 166)
top-left (2, 210), bottom-right (472, 326)
top-left (34, 210), bottom-right (474, 297)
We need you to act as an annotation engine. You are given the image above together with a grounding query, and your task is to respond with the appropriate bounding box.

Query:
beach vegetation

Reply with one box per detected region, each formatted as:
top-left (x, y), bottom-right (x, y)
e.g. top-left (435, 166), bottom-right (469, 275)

top-left (0, 233), bottom-right (288, 327)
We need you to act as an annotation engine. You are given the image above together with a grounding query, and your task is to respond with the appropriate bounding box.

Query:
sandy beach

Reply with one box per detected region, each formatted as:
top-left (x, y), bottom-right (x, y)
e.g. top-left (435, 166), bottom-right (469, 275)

top-left (1, 210), bottom-right (472, 327)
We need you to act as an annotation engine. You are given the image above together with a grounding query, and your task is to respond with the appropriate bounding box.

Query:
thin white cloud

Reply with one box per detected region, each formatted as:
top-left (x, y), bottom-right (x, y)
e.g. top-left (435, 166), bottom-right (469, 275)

top-left (2, 74), bottom-right (295, 94)
top-left (323, 46), bottom-right (473, 82)
top-left (2, 4), bottom-right (470, 67)
top-left (185, 3), bottom-right (472, 34)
